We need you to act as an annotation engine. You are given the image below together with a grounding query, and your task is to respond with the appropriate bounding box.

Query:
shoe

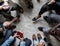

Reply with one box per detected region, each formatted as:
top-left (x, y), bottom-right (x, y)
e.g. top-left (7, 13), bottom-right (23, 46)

top-left (37, 33), bottom-right (42, 42)
top-left (32, 17), bottom-right (37, 21)
top-left (38, 27), bottom-right (43, 32)
top-left (32, 34), bottom-right (37, 40)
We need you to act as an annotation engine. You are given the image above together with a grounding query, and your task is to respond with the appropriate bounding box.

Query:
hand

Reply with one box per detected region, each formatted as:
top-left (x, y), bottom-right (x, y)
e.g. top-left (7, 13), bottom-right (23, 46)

top-left (13, 33), bottom-right (20, 38)
top-left (38, 42), bottom-right (44, 46)
top-left (48, 0), bottom-right (55, 5)
top-left (0, 28), bottom-right (2, 32)
top-left (3, 21), bottom-right (12, 27)
top-left (0, 6), bottom-right (2, 10)
top-left (19, 37), bottom-right (24, 41)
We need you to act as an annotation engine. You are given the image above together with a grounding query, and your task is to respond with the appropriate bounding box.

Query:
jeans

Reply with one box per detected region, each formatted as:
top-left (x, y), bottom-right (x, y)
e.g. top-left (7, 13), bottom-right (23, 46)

top-left (49, 13), bottom-right (60, 23)
top-left (0, 29), bottom-right (14, 45)
top-left (20, 41), bottom-right (26, 46)
top-left (42, 27), bottom-right (51, 43)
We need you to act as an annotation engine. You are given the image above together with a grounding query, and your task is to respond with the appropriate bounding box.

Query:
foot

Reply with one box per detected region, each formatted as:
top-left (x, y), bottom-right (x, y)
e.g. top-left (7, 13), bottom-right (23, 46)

top-left (38, 27), bottom-right (43, 32)
top-left (37, 33), bottom-right (42, 42)
top-left (32, 34), bottom-right (37, 40)
top-left (32, 17), bottom-right (37, 21)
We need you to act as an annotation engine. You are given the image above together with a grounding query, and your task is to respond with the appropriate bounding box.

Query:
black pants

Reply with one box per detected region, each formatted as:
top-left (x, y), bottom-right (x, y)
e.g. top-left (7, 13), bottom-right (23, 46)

top-left (38, 2), bottom-right (60, 16)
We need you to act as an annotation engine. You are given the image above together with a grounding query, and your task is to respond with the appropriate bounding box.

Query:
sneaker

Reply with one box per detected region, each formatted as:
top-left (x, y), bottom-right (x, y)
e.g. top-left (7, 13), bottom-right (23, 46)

top-left (32, 34), bottom-right (37, 40)
top-left (37, 33), bottom-right (42, 42)
top-left (32, 17), bottom-right (37, 21)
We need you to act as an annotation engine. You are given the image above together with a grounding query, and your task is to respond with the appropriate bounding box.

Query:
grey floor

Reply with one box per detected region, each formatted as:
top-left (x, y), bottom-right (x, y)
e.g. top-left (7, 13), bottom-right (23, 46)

top-left (12, 0), bottom-right (60, 46)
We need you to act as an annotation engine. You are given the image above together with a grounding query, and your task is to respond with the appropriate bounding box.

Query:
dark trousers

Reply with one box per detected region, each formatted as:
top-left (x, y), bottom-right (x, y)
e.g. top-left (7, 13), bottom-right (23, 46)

top-left (38, 2), bottom-right (60, 16)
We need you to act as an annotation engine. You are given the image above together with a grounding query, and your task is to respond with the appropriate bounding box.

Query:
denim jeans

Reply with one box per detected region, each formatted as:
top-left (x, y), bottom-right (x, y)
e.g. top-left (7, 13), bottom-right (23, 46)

top-left (0, 29), bottom-right (14, 45)
top-left (49, 13), bottom-right (60, 23)
top-left (20, 41), bottom-right (26, 46)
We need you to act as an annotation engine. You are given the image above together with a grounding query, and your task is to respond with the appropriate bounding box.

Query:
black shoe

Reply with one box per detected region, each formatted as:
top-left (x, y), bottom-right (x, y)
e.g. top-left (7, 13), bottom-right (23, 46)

top-left (38, 27), bottom-right (43, 32)
top-left (32, 17), bottom-right (37, 21)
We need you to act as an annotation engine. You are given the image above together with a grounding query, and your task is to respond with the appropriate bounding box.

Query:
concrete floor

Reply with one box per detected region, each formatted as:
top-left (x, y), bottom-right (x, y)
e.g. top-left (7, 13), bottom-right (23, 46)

top-left (12, 0), bottom-right (60, 46)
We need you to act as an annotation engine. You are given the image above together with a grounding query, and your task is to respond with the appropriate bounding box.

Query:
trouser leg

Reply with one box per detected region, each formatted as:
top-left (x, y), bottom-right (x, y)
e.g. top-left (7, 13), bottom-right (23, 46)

top-left (1, 30), bottom-right (13, 45)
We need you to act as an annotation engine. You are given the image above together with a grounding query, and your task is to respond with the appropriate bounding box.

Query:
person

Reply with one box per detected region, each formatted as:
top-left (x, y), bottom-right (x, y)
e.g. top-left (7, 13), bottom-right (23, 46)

top-left (38, 23), bottom-right (60, 41)
top-left (18, 33), bottom-right (32, 46)
top-left (32, 34), bottom-right (38, 46)
top-left (43, 10), bottom-right (60, 26)
top-left (38, 38), bottom-right (48, 46)
top-left (0, 17), bottom-right (17, 45)
top-left (1, 31), bottom-right (18, 46)
top-left (0, 0), bottom-right (24, 21)
top-left (0, 24), bottom-right (16, 45)
top-left (32, 34), bottom-right (48, 46)
top-left (32, 0), bottom-right (60, 23)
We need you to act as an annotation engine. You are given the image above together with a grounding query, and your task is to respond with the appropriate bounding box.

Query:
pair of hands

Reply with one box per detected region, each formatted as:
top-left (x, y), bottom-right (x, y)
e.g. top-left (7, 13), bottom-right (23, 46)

top-left (13, 32), bottom-right (24, 41)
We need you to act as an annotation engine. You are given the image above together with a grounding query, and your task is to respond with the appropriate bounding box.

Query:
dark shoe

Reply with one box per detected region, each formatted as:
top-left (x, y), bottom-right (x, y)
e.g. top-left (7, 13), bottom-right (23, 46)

top-left (38, 27), bottom-right (43, 32)
top-left (44, 37), bottom-right (47, 42)
top-left (32, 17), bottom-right (37, 21)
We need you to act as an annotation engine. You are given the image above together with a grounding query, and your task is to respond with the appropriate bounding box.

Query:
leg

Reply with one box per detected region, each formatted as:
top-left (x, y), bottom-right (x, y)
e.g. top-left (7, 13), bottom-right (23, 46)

top-left (38, 27), bottom-right (52, 45)
top-left (1, 30), bottom-right (13, 45)
top-left (32, 2), bottom-right (60, 21)
top-left (32, 2), bottom-right (50, 21)
top-left (49, 13), bottom-right (60, 23)
top-left (43, 15), bottom-right (57, 26)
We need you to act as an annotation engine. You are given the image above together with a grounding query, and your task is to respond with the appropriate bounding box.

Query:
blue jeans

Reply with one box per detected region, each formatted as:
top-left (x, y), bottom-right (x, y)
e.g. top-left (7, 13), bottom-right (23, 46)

top-left (0, 29), bottom-right (14, 45)
top-left (20, 41), bottom-right (26, 46)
